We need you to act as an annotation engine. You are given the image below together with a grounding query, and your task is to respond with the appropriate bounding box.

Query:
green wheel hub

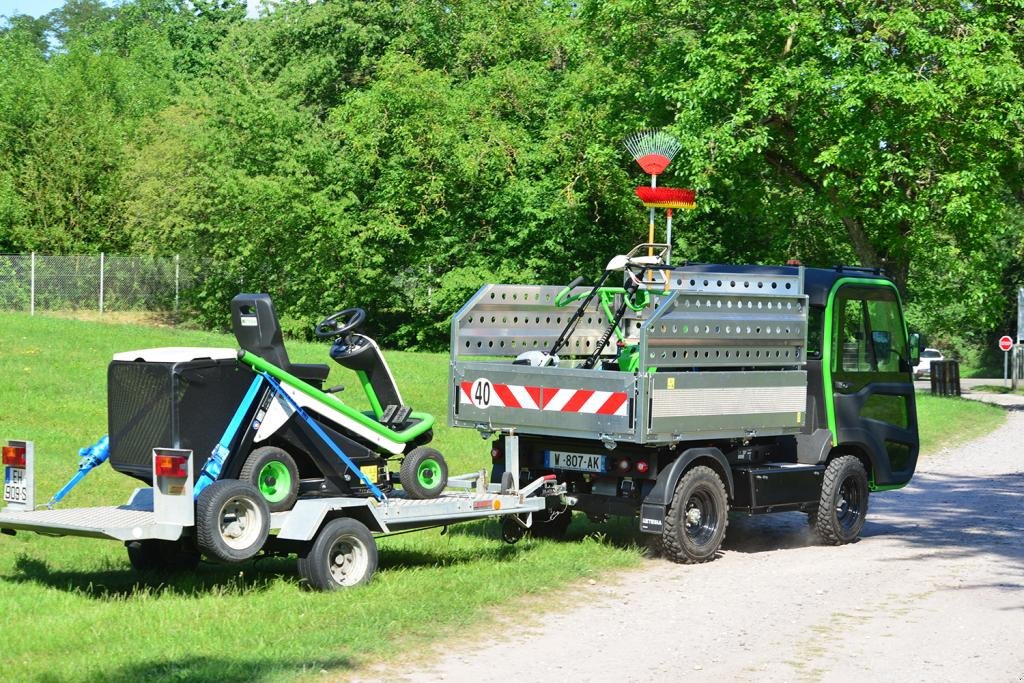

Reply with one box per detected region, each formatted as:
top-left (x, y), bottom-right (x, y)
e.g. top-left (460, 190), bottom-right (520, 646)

top-left (416, 459), bottom-right (441, 490)
top-left (257, 460), bottom-right (292, 503)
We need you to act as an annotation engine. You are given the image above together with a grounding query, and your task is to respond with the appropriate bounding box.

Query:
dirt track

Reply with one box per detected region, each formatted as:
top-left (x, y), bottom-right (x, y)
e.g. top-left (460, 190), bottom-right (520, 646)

top-left (370, 393), bottom-right (1024, 682)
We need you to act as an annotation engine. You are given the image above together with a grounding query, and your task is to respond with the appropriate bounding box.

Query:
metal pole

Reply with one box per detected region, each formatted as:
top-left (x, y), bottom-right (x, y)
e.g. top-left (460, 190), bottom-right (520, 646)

top-left (29, 252), bottom-right (35, 316)
top-left (174, 254), bottom-right (180, 314)
top-left (1004, 350), bottom-right (1008, 388)
top-left (99, 252), bottom-right (105, 314)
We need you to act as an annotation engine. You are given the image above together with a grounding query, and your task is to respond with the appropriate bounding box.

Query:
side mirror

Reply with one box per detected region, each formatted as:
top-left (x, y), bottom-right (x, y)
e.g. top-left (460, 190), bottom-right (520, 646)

top-left (908, 332), bottom-right (921, 364)
top-left (871, 330), bottom-right (892, 363)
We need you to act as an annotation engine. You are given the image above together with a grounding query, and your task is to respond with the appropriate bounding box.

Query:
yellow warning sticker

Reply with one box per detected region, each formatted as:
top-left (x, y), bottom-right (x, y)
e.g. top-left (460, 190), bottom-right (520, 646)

top-left (667, 377), bottom-right (676, 390)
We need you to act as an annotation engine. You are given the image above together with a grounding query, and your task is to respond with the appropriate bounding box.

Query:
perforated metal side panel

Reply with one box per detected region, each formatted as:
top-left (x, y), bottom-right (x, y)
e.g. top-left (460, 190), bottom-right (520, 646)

top-left (452, 284), bottom-right (617, 358)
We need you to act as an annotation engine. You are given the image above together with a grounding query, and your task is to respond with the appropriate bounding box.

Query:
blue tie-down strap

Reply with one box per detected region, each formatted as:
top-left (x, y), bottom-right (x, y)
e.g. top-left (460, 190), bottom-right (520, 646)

top-left (194, 374), bottom-right (266, 498)
top-left (257, 371), bottom-right (386, 502)
top-left (46, 435), bottom-right (110, 508)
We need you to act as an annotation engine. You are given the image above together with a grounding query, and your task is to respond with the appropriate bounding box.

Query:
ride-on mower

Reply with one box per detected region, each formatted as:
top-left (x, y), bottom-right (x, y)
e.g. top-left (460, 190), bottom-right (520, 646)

top-left (107, 293), bottom-right (448, 524)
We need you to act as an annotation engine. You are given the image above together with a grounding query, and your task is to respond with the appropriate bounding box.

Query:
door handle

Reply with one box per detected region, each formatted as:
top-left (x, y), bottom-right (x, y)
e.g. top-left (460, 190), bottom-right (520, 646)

top-left (834, 380), bottom-right (852, 391)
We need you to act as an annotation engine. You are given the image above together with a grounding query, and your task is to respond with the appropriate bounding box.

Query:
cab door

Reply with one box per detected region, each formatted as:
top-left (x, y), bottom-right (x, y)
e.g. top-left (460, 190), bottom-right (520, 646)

top-left (824, 280), bottom-right (919, 487)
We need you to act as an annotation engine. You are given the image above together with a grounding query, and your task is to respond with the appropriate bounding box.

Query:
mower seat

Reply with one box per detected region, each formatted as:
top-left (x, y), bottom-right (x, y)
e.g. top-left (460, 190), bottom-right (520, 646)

top-left (231, 293), bottom-right (330, 387)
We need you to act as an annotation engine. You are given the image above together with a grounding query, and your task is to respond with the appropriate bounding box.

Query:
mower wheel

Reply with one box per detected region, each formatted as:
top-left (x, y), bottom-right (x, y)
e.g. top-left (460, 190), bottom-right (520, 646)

top-left (297, 517), bottom-right (378, 590)
top-left (661, 465), bottom-right (728, 564)
top-left (814, 455), bottom-right (869, 545)
top-left (240, 446), bottom-right (300, 512)
top-left (399, 447), bottom-right (448, 499)
top-left (196, 480), bottom-right (270, 563)
top-left (126, 539), bottom-right (200, 572)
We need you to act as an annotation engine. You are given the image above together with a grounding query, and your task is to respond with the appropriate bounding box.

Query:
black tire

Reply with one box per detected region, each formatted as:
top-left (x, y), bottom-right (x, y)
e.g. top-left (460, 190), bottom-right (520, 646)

top-left (239, 446), bottom-right (300, 512)
top-left (196, 480), bottom-right (270, 563)
top-left (814, 455), bottom-right (869, 545)
top-left (297, 517), bottom-right (378, 590)
top-left (500, 516), bottom-right (526, 544)
top-left (528, 509), bottom-right (572, 540)
top-left (399, 446), bottom-right (448, 499)
top-left (126, 539), bottom-right (200, 572)
top-left (661, 465), bottom-right (729, 564)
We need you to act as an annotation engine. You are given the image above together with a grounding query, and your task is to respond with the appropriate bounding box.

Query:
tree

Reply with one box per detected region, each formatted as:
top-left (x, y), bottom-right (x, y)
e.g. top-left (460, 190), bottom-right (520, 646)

top-left (581, 0), bottom-right (1024, 343)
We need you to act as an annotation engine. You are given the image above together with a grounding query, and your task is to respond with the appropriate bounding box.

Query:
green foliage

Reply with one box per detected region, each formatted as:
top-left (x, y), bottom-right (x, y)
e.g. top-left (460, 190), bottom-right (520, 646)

top-left (2, 0), bottom-right (1024, 352)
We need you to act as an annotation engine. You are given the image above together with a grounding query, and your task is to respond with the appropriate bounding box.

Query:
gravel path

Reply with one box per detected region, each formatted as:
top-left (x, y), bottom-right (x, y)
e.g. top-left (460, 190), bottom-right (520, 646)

top-left (366, 393), bottom-right (1024, 682)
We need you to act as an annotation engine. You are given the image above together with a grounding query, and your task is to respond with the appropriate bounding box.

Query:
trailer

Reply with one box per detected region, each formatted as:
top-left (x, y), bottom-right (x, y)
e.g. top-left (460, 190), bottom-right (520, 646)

top-left (449, 243), bottom-right (921, 562)
top-left (0, 440), bottom-right (561, 589)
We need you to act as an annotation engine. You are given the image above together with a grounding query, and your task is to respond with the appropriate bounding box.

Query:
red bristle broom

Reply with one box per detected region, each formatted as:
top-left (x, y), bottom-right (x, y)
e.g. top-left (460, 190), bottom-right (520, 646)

top-left (624, 130), bottom-right (694, 265)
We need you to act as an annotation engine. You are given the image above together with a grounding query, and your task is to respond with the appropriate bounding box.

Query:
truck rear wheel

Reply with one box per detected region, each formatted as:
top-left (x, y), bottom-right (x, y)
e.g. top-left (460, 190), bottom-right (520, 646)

top-left (661, 465), bottom-right (728, 564)
top-left (196, 480), bottom-right (270, 563)
top-left (815, 455), bottom-right (869, 544)
top-left (529, 509), bottom-right (572, 540)
top-left (240, 446), bottom-right (300, 512)
top-left (297, 517), bottom-right (378, 590)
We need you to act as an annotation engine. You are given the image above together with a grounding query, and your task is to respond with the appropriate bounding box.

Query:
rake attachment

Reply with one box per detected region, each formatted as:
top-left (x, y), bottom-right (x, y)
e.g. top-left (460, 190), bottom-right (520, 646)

top-left (624, 129), bottom-right (682, 176)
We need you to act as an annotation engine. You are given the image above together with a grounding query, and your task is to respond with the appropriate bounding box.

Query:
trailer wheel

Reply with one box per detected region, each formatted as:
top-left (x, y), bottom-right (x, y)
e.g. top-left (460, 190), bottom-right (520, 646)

top-left (126, 539), bottom-right (200, 572)
top-left (399, 447), bottom-right (448, 499)
top-left (814, 455), bottom-right (869, 545)
top-left (240, 446), bottom-right (300, 512)
top-left (196, 480), bottom-right (270, 563)
top-left (661, 465), bottom-right (728, 564)
top-left (500, 516), bottom-right (526, 544)
top-left (297, 517), bottom-right (377, 590)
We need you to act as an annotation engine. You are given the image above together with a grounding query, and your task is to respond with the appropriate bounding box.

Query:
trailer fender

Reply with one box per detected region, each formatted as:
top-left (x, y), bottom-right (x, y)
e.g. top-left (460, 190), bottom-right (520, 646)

top-left (639, 447), bottom-right (733, 535)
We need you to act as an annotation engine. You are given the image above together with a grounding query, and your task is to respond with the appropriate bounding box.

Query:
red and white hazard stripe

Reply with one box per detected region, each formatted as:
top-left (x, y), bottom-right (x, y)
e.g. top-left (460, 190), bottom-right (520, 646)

top-left (459, 380), bottom-right (628, 417)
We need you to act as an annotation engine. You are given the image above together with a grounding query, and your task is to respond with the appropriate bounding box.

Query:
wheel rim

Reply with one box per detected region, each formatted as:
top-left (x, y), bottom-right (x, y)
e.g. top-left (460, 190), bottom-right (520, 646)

top-left (836, 475), bottom-right (866, 532)
top-left (416, 459), bottom-right (441, 490)
top-left (218, 496), bottom-right (262, 550)
top-left (257, 460), bottom-right (292, 503)
top-left (328, 533), bottom-right (370, 586)
top-left (683, 487), bottom-right (718, 547)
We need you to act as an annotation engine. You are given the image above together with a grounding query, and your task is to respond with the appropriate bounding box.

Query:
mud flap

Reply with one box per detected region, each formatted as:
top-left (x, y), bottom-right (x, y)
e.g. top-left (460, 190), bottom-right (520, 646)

top-left (639, 502), bottom-right (665, 534)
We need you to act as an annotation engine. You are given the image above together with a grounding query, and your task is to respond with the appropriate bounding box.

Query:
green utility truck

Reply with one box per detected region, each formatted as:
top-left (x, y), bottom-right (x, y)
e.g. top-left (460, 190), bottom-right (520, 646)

top-left (449, 244), bottom-right (920, 562)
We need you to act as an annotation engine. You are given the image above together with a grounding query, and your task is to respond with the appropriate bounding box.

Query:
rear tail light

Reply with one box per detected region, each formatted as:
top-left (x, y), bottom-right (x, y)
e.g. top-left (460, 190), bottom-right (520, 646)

top-left (616, 457), bottom-right (632, 473)
top-left (491, 446), bottom-right (504, 461)
top-left (2, 445), bottom-right (26, 468)
top-left (635, 460), bottom-right (650, 475)
top-left (154, 454), bottom-right (189, 479)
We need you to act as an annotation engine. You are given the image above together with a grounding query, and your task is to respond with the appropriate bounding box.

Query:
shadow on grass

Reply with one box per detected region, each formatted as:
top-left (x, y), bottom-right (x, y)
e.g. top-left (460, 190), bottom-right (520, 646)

top-left (5, 554), bottom-right (298, 599)
top-left (43, 654), bottom-right (354, 683)
top-left (444, 514), bottom-right (645, 550)
top-left (5, 526), bottom-right (542, 598)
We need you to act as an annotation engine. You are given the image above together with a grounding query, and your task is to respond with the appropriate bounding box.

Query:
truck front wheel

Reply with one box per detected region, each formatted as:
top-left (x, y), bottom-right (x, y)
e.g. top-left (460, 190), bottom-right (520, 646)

top-left (814, 455), bottom-right (869, 545)
top-left (661, 465), bottom-right (728, 564)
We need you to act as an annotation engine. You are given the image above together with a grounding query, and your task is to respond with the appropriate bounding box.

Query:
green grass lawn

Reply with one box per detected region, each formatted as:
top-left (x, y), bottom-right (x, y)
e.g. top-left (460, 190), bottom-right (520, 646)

top-left (0, 312), bottom-right (639, 682)
top-left (915, 393), bottom-right (1006, 454)
top-left (0, 312), bottom-right (1008, 681)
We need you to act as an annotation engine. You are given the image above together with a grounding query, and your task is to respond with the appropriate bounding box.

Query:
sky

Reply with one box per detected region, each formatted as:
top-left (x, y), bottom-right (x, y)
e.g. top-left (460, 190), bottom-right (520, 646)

top-left (0, 0), bottom-right (264, 19)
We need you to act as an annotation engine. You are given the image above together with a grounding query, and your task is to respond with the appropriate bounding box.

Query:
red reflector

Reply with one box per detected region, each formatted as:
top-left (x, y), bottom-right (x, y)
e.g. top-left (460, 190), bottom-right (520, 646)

top-left (491, 448), bottom-right (504, 460)
top-left (635, 460), bottom-right (650, 475)
top-left (154, 454), bottom-right (188, 479)
top-left (2, 445), bottom-right (26, 468)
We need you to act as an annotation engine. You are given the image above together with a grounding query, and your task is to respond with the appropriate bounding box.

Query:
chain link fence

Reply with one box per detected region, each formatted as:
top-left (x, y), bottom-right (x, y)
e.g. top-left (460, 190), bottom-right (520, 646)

top-left (0, 253), bottom-right (199, 314)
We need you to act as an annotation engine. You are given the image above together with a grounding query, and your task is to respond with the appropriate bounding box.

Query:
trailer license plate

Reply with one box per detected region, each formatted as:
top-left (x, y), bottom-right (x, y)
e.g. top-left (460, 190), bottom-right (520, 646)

top-left (544, 451), bottom-right (606, 473)
top-left (3, 467), bottom-right (28, 504)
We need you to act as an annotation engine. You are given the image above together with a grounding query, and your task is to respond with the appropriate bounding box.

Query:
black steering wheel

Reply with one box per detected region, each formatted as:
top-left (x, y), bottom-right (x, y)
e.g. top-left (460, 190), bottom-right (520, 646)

top-left (315, 307), bottom-right (366, 339)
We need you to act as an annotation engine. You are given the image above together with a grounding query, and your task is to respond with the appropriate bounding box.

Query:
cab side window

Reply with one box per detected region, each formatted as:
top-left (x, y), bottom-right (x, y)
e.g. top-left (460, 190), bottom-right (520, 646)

top-left (832, 286), bottom-right (908, 375)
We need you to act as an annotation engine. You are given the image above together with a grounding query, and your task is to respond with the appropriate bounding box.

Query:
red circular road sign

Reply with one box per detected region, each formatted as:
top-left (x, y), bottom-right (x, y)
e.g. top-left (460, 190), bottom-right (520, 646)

top-left (999, 335), bottom-right (1014, 352)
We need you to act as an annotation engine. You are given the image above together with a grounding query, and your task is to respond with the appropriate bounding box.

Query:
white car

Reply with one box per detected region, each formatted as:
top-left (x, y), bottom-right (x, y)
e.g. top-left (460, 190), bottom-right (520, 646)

top-left (914, 348), bottom-right (944, 379)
